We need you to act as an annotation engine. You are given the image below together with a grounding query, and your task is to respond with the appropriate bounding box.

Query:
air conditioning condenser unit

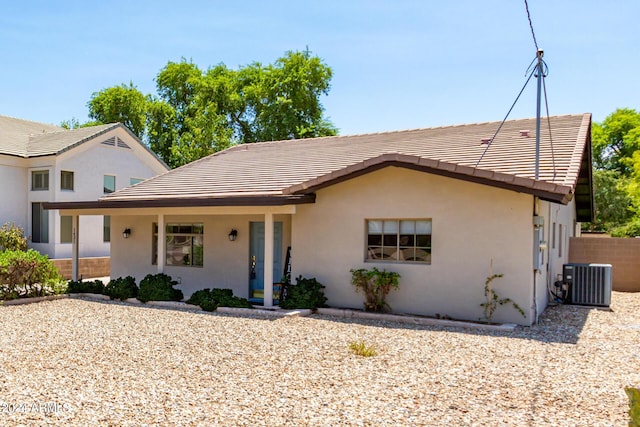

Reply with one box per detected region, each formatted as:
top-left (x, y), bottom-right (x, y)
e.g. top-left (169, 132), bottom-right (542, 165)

top-left (562, 263), bottom-right (612, 307)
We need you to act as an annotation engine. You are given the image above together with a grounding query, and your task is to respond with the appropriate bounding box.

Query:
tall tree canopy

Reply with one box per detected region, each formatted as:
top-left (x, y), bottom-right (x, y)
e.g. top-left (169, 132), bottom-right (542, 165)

top-left (82, 49), bottom-right (337, 168)
top-left (589, 108), bottom-right (640, 235)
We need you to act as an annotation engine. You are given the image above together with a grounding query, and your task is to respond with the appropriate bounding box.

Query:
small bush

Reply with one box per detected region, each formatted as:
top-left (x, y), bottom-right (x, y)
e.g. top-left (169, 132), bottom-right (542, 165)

top-left (349, 340), bottom-right (377, 357)
top-left (67, 279), bottom-right (105, 294)
top-left (185, 288), bottom-right (252, 311)
top-left (350, 267), bottom-right (400, 312)
top-left (0, 223), bottom-right (28, 252)
top-left (0, 249), bottom-right (63, 299)
top-left (104, 276), bottom-right (138, 301)
top-left (137, 273), bottom-right (183, 303)
top-left (279, 275), bottom-right (327, 309)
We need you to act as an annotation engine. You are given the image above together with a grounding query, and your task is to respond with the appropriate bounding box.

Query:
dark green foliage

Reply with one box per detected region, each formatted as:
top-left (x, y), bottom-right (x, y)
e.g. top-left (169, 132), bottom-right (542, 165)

top-left (610, 218), bottom-right (640, 237)
top-left (0, 249), bottom-right (63, 299)
top-left (104, 276), bottom-right (138, 301)
top-left (350, 267), bottom-right (400, 312)
top-left (67, 279), bottom-right (105, 294)
top-left (137, 273), bottom-right (183, 303)
top-left (0, 223), bottom-right (28, 252)
top-left (279, 275), bottom-right (327, 310)
top-left (82, 49), bottom-right (336, 168)
top-left (185, 288), bottom-right (252, 311)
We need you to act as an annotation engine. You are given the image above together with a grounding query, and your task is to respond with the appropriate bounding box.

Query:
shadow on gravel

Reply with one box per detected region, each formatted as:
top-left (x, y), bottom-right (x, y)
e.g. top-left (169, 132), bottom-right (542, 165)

top-left (310, 303), bottom-right (597, 345)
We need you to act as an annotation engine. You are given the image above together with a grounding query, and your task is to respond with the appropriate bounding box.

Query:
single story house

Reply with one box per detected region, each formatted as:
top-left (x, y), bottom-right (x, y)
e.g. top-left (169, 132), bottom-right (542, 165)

top-left (0, 115), bottom-right (168, 259)
top-left (47, 113), bottom-right (593, 325)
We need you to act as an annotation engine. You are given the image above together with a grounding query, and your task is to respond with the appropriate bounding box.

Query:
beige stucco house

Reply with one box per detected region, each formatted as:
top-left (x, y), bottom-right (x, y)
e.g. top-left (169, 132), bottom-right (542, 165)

top-left (47, 113), bottom-right (593, 325)
top-left (0, 115), bottom-right (168, 259)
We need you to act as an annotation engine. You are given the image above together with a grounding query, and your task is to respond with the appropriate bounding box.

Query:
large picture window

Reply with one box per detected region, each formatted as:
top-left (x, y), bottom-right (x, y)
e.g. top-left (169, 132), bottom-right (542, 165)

top-left (366, 219), bottom-right (431, 263)
top-left (153, 223), bottom-right (203, 267)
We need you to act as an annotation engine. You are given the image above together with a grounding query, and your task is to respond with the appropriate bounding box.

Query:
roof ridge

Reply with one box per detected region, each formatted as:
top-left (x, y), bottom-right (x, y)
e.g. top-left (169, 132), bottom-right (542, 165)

top-left (0, 114), bottom-right (63, 129)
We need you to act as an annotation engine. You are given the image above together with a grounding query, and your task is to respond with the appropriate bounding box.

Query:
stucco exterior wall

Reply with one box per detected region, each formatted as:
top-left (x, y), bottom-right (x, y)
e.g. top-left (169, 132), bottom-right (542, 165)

top-left (291, 166), bottom-right (536, 325)
top-left (25, 127), bottom-right (167, 258)
top-left (110, 213), bottom-right (292, 299)
top-left (0, 157), bottom-right (28, 228)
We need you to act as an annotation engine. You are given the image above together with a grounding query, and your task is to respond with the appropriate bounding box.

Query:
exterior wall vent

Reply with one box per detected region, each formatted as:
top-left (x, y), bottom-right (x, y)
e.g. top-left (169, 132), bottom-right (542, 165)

top-left (520, 130), bottom-right (530, 137)
top-left (101, 136), bottom-right (131, 149)
top-left (562, 263), bottom-right (612, 307)
top-left (480, 138), bottom-right (491, 145)
top-left (101, 136), bottom-right (116, 146)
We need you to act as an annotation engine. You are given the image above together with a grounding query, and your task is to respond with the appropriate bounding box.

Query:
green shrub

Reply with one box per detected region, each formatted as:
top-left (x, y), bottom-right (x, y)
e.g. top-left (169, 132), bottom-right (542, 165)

top-left (104, 276), bottom-right (138, 301)
top-left (350, 267), bottom-right (400, 312)
top-left (610, 219), bottom-right (640, 237)
top-left (0, 249), bottom-right (63, 299)
top-left (67, 279), bottom-right (105, 294)
top-left (137, 273), bottom-right (183, 303)
top-left (0, 223), bottom-right (28, 252)
top-left (185, 288), bottom-right (252, 311)
top-left (279, 275), bottom-right (327, 309)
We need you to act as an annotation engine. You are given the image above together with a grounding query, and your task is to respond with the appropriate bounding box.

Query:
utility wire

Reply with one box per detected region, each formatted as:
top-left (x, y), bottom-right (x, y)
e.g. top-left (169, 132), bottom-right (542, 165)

top-left (524, 0), bottom-right (539, 51)
top-left (475, 65), bottom-right (537, 168)
top-left (542, 74), bottom-right (557, 181)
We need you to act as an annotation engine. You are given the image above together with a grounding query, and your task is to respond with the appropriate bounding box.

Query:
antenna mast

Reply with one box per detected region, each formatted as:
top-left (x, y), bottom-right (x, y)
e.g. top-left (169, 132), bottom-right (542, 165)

top-left (534, 48), bottom-right (544, 180)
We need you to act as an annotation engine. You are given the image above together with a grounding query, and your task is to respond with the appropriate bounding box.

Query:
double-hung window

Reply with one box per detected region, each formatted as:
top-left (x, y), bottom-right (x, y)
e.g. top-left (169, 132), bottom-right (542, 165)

top-left (153, 223), bottom-right (204, 267)
top-left (31, 170), bottom-right (49, 191)
top-left (366, 219), bottom-right (432, 263)
top-left (61, 171), bottom-right (74, 191)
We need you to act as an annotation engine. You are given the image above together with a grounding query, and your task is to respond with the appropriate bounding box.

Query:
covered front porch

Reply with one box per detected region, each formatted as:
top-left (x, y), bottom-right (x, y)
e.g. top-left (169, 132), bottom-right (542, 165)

top-left (53, 205), bottom-right (298, 307)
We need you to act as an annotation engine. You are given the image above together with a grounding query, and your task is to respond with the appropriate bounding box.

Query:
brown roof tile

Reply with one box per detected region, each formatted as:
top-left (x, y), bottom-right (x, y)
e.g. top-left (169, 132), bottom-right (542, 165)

top-left (100, 114), bottom-right (591, 205)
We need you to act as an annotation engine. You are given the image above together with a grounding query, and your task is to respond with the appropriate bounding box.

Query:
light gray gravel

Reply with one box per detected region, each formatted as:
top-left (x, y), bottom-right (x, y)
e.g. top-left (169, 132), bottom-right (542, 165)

top-left (0, 292), bottom-right (638, 426)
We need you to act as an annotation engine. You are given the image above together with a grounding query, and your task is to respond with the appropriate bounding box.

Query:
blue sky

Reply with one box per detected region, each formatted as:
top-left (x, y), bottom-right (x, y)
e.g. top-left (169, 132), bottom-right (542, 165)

top-left (1, 1), bottom-right (638, 135)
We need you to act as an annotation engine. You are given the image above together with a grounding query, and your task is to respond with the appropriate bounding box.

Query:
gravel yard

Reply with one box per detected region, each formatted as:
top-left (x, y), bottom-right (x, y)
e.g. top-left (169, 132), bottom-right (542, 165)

top-left (0, 292), bottom-right (638, 426)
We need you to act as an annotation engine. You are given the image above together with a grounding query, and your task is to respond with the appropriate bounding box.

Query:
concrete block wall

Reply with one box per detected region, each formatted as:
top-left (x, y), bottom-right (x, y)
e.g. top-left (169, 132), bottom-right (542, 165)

top-left (569, 237), bottom-right (640, 292)
top-left (51, 257), bottom-right (110, 280)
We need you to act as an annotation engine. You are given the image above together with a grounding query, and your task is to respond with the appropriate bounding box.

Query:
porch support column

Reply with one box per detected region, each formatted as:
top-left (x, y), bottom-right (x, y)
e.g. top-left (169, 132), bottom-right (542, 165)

top-left (263, 212), bottom-right (274, 307)
top-left (71, 214), bottom-right (79, 281)
top-left (157, 214), bottom-right (165, 273)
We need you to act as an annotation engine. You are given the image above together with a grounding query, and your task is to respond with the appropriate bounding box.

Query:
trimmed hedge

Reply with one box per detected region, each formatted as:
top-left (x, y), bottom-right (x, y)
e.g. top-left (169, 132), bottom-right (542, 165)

top-left (186, 288), bottom-right (252, 311)
top-left (137, 273), bottom-right (183, 303)
top-left (104, 276), bottom-right (138, 301)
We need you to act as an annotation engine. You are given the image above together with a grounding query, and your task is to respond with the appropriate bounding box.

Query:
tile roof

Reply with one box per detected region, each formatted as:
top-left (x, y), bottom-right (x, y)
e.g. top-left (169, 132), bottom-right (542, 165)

top-left (100, 113), bottom-right (592, 206)
top-left (0, 115), bottom-right (119, 157)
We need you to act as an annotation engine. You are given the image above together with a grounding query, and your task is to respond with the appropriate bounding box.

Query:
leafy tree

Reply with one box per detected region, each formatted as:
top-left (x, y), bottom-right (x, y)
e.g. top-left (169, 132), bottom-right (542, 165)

top-left (587, 170), bottom-right (633, 231)
top-left (588, 108), bottom-right (640, 233)
top-left (87, 82), bottom-right (148, 138)
top-left (81, 49), bottom-right (336, 168)
top-left (592, 108), bottom-right (640, 175)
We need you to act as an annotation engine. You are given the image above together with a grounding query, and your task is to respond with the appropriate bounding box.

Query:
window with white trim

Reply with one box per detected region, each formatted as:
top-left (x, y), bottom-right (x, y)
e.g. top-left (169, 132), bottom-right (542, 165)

top-left (31, 203), bottom-right (49, 243)
top-left (366, 219), bottom-right (432, 263)
top-left (104, 216), bottom-right (111, 242)
top-left (104, 175), bottom-right (116, 194)
top-left (152, 223), bottom-right (203, 267)
top-left (31, 170), bottom-right (49, 191)
top-left (61, 171), bottom-right (74, 191)
top-left (60, 216), bottom-right (72, 243)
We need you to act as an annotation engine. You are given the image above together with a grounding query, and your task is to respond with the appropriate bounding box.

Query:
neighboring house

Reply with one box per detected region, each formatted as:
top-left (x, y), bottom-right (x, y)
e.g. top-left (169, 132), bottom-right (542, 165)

top-left (47, 113), bottom-right (593, 325)
top-left (0, 115), bottom-right (169, 258)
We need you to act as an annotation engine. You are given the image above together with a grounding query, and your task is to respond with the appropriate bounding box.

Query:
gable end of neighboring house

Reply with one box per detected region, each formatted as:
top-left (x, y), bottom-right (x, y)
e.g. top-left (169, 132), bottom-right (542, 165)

top-left (0, 116), bottom-right (168, 259)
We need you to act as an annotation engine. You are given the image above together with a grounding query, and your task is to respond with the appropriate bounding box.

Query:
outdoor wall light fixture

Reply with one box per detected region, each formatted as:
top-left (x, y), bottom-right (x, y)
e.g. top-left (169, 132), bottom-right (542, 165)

top-left (228, 229), bottom-right (238, 242)
top-left (123, 228), bottom-right (131, 239)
